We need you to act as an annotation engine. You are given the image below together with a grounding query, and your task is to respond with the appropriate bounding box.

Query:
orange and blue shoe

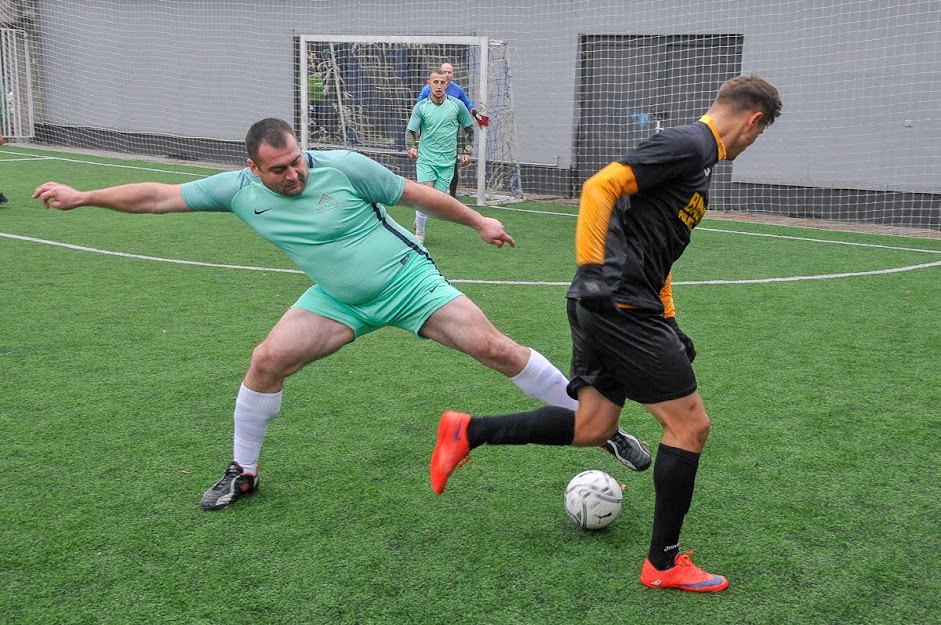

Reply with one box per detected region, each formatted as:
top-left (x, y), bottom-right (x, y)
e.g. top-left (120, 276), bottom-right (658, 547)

top-left (430, 410), bottom-right (472, 494)
top-left (640, 551), bottom-right (729, 593)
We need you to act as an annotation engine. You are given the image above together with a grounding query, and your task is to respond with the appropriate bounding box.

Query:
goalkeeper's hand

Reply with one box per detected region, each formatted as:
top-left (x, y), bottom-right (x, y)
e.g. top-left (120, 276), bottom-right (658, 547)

top-left (472, 110), bottom-right (490, 127)
top-left (576, 264), bottom-right (615, 314)
top-left (665, 316), bottom-right (696, 363)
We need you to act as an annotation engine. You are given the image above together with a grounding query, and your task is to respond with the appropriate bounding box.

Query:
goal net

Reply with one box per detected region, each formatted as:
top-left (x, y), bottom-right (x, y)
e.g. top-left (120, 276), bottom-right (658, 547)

top-left (10, 1), bottom-right (941, 230)
top-left (0, 28), bottom-right (34, 141)
top-left (299, 35), bottom-right (523, 205)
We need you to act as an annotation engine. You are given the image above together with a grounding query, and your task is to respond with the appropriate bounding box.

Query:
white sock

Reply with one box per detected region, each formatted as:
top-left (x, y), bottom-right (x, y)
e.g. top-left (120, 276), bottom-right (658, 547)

top-left (232, 383), bottom-right (282, 473)
top-left (510, 349), bottom-right (579, 410)
top-left (414, 211), bottom-right (428, 232)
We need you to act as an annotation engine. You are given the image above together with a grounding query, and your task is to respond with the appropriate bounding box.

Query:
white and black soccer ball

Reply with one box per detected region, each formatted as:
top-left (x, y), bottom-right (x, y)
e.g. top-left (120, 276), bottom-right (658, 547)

top-left (564, 470), bottom-right (623, 530)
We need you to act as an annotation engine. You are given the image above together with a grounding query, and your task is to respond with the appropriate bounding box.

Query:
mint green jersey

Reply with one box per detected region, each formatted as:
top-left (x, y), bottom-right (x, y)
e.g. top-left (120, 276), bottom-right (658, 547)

top-left (180, 150), bottom-right (417, 305)
top-left (407, 95), bottom-right (474, 169)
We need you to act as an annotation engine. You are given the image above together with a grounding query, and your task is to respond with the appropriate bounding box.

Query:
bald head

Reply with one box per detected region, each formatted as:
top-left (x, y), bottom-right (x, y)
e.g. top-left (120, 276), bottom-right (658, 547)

top-left (440, 63), bottom-right (454, 83)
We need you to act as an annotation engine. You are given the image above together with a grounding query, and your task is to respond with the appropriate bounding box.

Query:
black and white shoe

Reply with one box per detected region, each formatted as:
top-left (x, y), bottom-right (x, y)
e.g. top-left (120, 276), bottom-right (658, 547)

top-left (602, 427), bottom-right (651, 472)
top-left (200, 461), bottom-right (259, 510)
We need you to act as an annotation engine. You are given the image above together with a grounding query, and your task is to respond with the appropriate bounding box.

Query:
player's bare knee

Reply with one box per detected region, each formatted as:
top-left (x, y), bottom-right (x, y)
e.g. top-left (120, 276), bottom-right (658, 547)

top-left (249, 342), bottom-right (291, 379)
top-left (694, 416), bottom-right (712, 443)
top-left (679, 395), bottom-right (711, 436)
top-left (683, 412), bottom-right (711, 447)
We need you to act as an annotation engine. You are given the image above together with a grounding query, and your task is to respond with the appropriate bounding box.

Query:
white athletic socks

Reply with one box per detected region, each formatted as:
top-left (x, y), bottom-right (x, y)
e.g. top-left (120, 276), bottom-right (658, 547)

top-left (510, 349), bottom-right (579, 410)
top-left (232, 383), bottom-right (282, 474)
top-left (414, 210), bottom-right (428, 233)
top-left (231, 353), bottom-right (574, 472)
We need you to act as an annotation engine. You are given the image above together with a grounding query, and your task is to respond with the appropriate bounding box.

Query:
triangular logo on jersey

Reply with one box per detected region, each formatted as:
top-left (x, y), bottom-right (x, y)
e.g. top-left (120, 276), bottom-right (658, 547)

top-left (316, 192), bottom-right (341, 213)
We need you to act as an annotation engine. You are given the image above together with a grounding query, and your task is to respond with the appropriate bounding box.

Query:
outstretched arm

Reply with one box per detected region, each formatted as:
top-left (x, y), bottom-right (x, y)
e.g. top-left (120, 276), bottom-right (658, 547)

top-left (32, 181), bottom-right (190, 214)
top-left (397, 179), bottom-right (515, 248)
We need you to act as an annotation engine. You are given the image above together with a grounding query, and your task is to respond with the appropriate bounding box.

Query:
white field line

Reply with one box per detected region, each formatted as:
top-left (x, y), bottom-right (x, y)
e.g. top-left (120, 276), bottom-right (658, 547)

top-left (0, 149), bottom-right (208, 176)
top-left (3, 152), bottom-right (940, 284)
top-left (0, 233), bottom-right (304, 274)
top-left (1, 232), bottom-right (939, 286)
top-left (0, 155), bottom-right (54, 163)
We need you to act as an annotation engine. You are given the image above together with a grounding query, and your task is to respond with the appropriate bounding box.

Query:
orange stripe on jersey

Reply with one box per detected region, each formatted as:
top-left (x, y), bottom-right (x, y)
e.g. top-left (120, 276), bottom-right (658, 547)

top-left (575, 162), bottom-right (638, 266)
top-left (699, 115), bottom-right (727, 161)
top-left (659, 272), bottom-right (676, 318)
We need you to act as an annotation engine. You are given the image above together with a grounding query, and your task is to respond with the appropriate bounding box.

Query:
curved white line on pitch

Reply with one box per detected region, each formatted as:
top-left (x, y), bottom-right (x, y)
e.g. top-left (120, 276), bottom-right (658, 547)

top-left (697, 227), bottom-right (941, 255)
top-left (7, 152), bottom-right (940, 249)
top-left (1, 233), bottom-right (304, 274)
top-left (0, 155), bottom-right (55, 163)
top-left (6, 152), bottom-right (939, 248)
top-left (491, 205), bottom-right (941, 255)
top-left (2, 232), bottom-right (940, 286)
top-left (673, 260), bottom-right (941, 285)
top-left (0, 149), bottom-right (209, 176)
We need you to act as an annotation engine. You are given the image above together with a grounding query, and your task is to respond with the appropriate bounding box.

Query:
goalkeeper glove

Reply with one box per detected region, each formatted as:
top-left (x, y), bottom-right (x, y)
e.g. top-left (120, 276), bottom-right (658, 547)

top-left (665, 316), bottom-right (696, 363)
top-left (472, 110), bottom-right (490, 127)
top-left (575, 264), bottom-right (615, 314)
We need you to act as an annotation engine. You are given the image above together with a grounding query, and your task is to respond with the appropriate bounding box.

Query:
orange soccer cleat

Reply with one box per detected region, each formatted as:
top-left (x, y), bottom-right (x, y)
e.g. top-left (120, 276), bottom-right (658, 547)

top-left (430, 410), bottom-right (472, 494)
top-left (640, 551), bottom-right (729, 593)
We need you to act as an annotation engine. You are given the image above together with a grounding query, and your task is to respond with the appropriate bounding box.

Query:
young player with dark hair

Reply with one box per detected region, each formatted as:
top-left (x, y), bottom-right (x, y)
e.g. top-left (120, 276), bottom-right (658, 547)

top-left (430, 75), bottom-right (782, 593)
top-left (407, 70), bottom-right (477, 243)
top-left (416, 62), bottom-right (489, 201)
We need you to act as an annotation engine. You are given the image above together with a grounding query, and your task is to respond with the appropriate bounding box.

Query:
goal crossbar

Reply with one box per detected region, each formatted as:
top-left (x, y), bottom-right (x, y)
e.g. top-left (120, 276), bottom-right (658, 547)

top-left (297, 34), bottom-right (522, 205)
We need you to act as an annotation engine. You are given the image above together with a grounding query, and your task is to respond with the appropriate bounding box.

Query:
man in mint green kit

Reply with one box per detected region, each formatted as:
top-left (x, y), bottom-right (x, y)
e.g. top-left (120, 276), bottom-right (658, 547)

top-left (32, 117), bottom-right (583, 510)
top-left (407, 69), bottom-right (476, 243)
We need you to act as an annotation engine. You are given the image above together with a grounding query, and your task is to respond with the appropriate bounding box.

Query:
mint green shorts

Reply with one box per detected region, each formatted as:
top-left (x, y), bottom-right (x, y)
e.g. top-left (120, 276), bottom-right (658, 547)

top-left (292, 251), bottom-right (463, 338)
top-left (416, 159), bottom-right (455, 193)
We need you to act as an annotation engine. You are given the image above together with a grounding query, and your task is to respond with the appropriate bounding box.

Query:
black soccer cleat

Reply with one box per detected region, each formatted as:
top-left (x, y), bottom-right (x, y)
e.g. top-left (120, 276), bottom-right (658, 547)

top-left (200, 461), bottom-right (259, 510)
top-left (602, 427), bottom-right (652, 472)
top-left (0, 192), bottom-right (8, 205)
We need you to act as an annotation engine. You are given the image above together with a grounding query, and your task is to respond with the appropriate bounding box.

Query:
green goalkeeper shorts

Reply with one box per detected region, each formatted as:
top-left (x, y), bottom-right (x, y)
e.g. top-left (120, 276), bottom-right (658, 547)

top-left (292, 250), bottom-right (462, 338)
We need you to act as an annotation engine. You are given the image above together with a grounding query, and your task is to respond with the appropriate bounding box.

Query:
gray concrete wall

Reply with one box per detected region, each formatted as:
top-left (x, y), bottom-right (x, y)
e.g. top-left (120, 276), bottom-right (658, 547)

top-left (31, 0), bottom-right (941, 194)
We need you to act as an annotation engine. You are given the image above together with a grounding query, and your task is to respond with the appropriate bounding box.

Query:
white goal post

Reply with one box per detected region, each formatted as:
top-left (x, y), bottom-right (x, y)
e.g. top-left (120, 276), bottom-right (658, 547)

top-left (297, 34), bottom-right (523, 205)
top-left (0, 28), bottom-right (35, 141)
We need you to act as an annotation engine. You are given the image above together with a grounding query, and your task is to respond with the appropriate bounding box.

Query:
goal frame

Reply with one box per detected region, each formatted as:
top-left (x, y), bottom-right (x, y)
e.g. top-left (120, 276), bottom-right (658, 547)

top-left (298, 34), bottom-right (495, 205)
top-left (0, 28), bottom-right (36, 141)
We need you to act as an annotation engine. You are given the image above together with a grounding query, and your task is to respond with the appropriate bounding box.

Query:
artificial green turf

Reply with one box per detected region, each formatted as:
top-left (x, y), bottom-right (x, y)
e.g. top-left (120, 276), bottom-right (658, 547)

top-left (1, 147), bottom-right (939, 624)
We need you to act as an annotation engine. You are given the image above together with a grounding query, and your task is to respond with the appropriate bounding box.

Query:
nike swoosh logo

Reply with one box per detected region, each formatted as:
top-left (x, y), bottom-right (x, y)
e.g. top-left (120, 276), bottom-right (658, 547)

top-left (679, 576), bottom-right (726, 590)
top-left (254, 208), bottom-right (272, 215)
top-left (453, 429), bottom-right (463, 441)
top-left (430, 285), bottom-right (439, 293)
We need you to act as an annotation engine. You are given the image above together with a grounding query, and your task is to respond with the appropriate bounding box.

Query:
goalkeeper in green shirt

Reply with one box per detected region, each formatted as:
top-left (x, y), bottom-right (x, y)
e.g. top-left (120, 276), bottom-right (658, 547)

top-left (406, 69), bottom-right (476, 244)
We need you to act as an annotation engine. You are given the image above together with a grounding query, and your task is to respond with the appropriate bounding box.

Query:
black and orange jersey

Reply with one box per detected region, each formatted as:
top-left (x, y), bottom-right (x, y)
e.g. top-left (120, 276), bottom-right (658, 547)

top-left (567, 115), bottom-right (726, 313)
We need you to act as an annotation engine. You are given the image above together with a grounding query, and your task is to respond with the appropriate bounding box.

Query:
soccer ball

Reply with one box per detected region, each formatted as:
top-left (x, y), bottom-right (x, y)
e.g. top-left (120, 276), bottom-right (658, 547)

top-left (564, 470), bottom-right (623, 530)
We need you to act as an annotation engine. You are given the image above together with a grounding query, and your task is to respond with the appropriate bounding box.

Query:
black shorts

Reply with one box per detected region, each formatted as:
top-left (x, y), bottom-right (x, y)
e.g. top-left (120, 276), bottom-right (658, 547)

top-left (566, 299), bottom-right (697, 406)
